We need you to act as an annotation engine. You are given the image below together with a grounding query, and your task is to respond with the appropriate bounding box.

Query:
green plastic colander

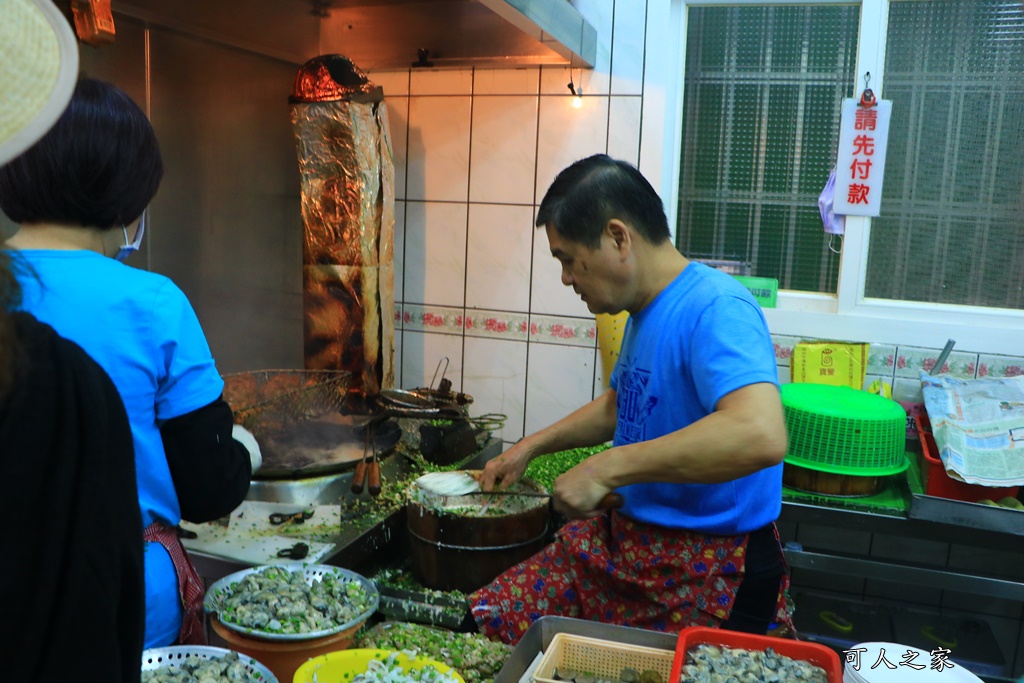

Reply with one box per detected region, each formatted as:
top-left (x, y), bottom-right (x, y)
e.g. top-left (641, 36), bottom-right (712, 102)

top-left (781, 383), bottom-right (908, 475)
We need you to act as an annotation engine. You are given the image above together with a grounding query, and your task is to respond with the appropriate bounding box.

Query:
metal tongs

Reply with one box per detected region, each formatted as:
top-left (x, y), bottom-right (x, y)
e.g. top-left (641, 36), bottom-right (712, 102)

top-left (269, 509), bottom-right (314, 526)
top-left (415, 472), bottom-right (624, 510)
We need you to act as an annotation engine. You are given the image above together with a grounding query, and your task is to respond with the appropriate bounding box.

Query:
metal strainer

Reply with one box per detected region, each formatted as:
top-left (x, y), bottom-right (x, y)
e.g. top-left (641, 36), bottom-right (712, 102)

top-left (222, 369), bottom-right (352, 437)
top-left (141, 645), bottom-right (278, 681)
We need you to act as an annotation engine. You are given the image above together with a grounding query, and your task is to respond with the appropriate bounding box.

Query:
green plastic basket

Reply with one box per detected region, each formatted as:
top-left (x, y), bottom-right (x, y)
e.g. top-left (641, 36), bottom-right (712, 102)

top-left (781, 383), bottom-right (908, 475)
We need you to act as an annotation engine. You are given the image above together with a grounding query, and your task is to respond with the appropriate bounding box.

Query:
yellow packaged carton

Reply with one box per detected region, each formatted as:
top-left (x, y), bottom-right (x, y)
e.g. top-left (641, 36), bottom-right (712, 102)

top-left (790, 341), bottom-right (869, 389)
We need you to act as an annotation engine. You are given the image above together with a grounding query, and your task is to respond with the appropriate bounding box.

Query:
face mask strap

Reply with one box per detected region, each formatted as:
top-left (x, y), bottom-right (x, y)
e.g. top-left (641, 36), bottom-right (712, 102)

top-left (115, 211), bottom-right (146, 262)
top-left (133, 210), bottom-right (146, 248)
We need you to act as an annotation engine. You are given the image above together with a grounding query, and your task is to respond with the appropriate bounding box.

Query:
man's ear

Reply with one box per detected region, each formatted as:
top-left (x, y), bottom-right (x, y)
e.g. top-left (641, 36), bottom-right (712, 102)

top-left (606, 219), bottom-right (631, 255)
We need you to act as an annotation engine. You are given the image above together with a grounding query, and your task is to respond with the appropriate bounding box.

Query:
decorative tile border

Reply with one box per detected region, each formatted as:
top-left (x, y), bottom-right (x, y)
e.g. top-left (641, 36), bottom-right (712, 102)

top-left (867, 344), bottom-right (897, 376)
top-left (396, 313), bottom-right (1022, 384)
top-left (893, 346), bottom-right (978, 380)
top-left (528, 314), bottom-right (598, 348)
top-left (977, 354), bottom-right (1024, 379)
top-left (464, 309), bottom-right (529, 341)
top-left (401, 303), bottom-right (465, 335)
top-left (771, 335), bottom-right (799, 366)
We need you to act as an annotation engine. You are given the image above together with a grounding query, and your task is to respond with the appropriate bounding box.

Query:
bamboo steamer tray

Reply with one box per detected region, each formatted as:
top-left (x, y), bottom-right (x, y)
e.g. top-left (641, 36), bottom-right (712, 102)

top-left (781, 383), bottom-right (909, 496)
top-left (783, 461), bottom-right (894, 497)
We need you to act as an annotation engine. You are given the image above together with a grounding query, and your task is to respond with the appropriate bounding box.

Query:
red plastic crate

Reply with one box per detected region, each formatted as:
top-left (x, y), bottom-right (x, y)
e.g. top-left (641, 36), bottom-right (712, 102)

top-left (914, 414), bottom-right (1019, 502)
top-left (671, 627), bottom-right (842, 683)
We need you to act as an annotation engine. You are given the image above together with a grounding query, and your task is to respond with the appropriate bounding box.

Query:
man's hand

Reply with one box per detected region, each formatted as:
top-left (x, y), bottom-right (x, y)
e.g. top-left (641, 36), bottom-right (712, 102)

top-left (479, 441), bottom-right (532, 491)
top-left (551, 454), bottom-right (617, 519)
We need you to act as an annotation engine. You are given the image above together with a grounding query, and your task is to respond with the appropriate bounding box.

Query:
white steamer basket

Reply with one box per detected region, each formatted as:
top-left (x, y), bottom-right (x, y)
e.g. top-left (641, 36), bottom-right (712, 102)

top-left (844, 642), bottom-right (984, 682)
top-left (142, 645), bottom-right (278, 681)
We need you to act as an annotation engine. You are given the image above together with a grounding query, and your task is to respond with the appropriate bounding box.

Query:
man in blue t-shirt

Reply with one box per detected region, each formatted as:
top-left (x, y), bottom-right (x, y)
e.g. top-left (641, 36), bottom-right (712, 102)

top-left (470, 154), bottom-right (793, 645)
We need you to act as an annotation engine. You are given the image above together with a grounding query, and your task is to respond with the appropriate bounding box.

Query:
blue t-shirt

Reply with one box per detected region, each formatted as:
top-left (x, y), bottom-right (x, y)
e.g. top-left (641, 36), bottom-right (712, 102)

top-left (13, 250), bottom-right (224, 647)
top-left (609, 262), bottom-right (782, 535)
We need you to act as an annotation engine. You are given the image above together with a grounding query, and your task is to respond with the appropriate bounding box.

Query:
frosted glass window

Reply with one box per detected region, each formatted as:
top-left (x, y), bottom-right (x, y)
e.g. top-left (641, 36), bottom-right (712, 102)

top-left (867, 0), bottom-right (1024, 309)
top-left (676, 5), bottom-right (859, 293)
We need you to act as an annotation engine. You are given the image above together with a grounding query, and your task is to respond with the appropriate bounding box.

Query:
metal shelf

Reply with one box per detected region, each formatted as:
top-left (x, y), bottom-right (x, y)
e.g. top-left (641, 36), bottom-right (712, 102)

top-left (780, 499), bottom-right (1024, 682)
top-left (783, 548), bottom-right (1024, 602)
top-left (780, 499), bottom-right (1022, 549)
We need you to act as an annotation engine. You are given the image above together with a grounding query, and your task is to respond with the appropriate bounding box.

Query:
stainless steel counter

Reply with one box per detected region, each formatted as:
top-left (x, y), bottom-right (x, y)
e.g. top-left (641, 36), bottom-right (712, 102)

top-left (191, 437), bottom-right (504, 585)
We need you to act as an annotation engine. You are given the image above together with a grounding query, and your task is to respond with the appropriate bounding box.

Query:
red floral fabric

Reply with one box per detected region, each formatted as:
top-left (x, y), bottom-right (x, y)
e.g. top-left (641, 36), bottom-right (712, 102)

top-left (143, 522), bottom-right (207, 645)
top-left (470, 511), bottom-right (793, 645)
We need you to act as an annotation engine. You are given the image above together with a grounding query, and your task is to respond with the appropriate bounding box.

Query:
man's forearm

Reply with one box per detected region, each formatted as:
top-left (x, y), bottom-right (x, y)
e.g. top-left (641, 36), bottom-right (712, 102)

top-left (593, 382), bottom-right (788, 488)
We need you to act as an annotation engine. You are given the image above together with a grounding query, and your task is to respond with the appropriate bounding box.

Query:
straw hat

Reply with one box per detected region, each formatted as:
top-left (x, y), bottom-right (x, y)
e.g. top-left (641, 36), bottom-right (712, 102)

top-left (0, 0), bottom-right (78, 165)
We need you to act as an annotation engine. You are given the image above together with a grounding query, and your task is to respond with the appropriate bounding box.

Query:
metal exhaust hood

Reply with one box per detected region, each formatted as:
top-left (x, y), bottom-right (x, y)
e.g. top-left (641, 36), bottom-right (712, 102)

top-left (110, 0), bottom-right (594, 70)
top-left (317, 0), bottom-right (597, 70)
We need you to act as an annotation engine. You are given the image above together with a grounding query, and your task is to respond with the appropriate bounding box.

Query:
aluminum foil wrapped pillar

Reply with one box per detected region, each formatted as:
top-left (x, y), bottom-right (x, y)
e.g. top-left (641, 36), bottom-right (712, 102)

top-left (290, 55), bottom-right (395, 406)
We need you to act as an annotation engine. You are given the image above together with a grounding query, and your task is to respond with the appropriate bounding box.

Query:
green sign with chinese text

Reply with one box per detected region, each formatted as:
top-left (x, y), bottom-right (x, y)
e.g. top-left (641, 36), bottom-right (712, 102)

top-left (733, 275), bottom-right (778, 308)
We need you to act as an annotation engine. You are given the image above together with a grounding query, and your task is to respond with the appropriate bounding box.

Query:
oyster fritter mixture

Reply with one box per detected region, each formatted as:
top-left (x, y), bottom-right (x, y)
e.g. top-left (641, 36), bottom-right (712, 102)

top-left (356, 622), bottom-right (512, 683)
top-left (679, 644), bottom-right (828, 683)
top-left (351, 652), bottom-right (462, 683)
top-left (141, 651), bottom-right (261, 683)
top-left (217, 566), bottom-right (372, 635)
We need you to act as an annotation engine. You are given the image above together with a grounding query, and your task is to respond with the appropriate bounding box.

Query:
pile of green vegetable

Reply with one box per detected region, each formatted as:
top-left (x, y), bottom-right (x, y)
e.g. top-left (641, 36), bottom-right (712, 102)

top-left (356, 622), bottom-right (513, 683)
top-left (523, 444), bottom-right (611, 491)
top-left (373, 566), bottom-right (470, 603)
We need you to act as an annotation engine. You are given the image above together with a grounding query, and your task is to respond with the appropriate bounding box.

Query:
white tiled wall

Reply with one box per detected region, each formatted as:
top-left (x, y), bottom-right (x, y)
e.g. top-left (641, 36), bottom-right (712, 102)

top-left (374, 0), bottom-right (648, 446)
top-left (402, 201), bottom-right (468, 307)
top-left (468, 96), bottom-right (538, 205)
top-left (465, 204), bottom-right (534, 312)
top-left (463, 336), bottom-right (528, 443)
top-left (525, 343), bottom-right (597, 437)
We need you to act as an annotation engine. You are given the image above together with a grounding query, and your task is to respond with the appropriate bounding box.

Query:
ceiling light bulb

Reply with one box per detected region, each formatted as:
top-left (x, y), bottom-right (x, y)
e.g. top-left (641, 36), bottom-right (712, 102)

top-left (572, 95), bottom-right (583, 109)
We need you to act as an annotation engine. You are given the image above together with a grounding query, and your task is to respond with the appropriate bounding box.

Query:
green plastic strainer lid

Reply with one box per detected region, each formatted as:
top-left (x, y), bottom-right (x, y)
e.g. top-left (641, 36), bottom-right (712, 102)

top-left (781, 383), bottom-right (908, 475)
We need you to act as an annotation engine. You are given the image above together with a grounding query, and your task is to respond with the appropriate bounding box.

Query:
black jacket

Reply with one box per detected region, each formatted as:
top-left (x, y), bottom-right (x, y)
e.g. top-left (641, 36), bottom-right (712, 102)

top-left (0, 313), bottom-right (144, 683)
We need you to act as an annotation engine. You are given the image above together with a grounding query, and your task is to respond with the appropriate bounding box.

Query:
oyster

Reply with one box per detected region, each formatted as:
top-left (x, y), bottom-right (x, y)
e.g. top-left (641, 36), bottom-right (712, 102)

top-left (216, 566), bottom-right (372, 635)
top-left (680, 644), bottom-right (828, 683)
top-left (141, 651), bottom-right (259, 683)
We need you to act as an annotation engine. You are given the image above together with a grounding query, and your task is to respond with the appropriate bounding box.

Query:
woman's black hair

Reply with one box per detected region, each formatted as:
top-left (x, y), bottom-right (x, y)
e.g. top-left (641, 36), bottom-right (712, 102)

top-left (0, 77), bottom-right (163, 229)
top-left (535, 154), bottom-right (670, 249)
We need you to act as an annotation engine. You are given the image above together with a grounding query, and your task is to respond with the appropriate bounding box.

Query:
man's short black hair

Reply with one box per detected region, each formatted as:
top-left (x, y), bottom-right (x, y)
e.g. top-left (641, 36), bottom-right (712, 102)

top-left (0, 77), bottom-right (163, 229)
top-left (535, 154), bottom-right (670, 249)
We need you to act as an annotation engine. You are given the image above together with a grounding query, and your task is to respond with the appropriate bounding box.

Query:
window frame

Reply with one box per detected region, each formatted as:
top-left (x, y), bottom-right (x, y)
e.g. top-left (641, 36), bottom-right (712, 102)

top-left (639, 0), bottom-right (1023, 357)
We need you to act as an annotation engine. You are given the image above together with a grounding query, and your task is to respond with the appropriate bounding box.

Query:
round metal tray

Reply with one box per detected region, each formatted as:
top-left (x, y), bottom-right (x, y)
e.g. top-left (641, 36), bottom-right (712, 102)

top-left (203, 563), bottom-right (379, 642)
top-left (141, 645), bottom-right (278, 681)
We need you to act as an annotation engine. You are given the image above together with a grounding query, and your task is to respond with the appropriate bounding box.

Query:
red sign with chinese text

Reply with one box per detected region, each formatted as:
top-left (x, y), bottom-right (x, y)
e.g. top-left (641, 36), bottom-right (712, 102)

top-left (834, 99), bottom-right (892, 217)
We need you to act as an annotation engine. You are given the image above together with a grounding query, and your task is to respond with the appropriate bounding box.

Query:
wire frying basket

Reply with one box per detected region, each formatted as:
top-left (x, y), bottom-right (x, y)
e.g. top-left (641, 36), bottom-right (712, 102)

top-left (222, 369), bottom-right (352, 438)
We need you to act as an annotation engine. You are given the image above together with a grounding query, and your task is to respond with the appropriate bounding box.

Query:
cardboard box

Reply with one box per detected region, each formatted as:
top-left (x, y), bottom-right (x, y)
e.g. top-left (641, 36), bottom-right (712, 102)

top-left (790, 341), bottom-right (868, 389)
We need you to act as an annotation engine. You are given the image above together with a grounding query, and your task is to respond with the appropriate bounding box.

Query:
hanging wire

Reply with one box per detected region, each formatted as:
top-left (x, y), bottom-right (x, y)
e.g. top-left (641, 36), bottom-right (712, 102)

top-left (566, 54), bottom-right (583, 108)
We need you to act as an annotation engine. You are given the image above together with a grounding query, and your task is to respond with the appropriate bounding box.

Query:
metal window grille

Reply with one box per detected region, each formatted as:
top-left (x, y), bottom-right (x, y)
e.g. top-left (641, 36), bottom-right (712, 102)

top-left (868, 0), bottom-right (1024, 309)
top-left (677, 2), bottom-right (1024, 310)
top-left (676, 5), bottom-right (859, 293)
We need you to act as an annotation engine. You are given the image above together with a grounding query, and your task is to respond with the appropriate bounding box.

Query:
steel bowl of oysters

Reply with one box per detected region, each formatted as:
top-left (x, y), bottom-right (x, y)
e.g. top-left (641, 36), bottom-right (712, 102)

top-left (203, 562), bottom-right (379, 641)
top-left (141, 645), bottom-right (278, 682)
